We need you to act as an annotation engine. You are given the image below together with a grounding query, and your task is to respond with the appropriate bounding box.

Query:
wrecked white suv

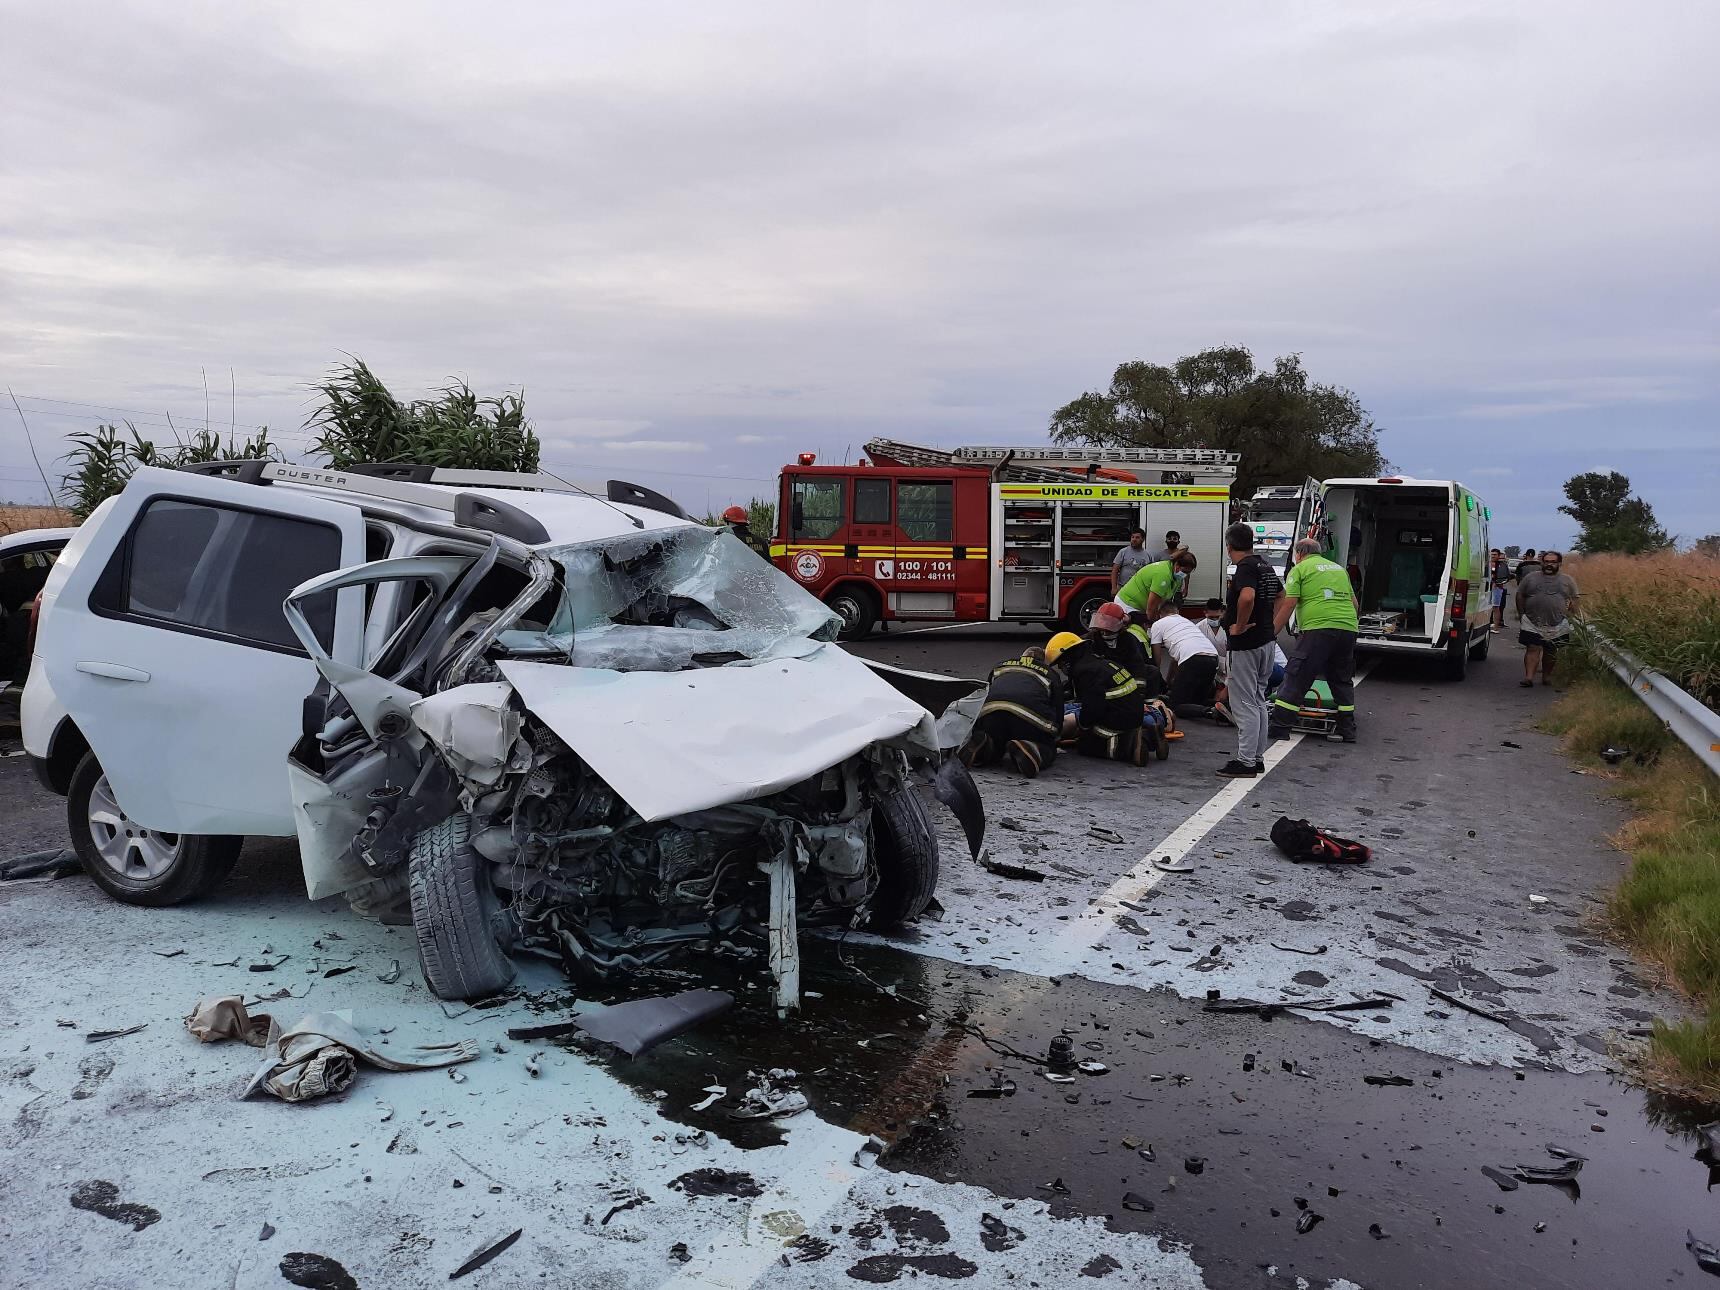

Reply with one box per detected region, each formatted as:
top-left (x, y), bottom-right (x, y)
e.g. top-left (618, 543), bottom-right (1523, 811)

top-left (23, 463), bottom-right (981, 1005)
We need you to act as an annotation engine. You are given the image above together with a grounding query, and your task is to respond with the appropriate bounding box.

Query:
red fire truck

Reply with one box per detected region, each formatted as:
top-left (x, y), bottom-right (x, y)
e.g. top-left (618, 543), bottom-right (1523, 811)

top-left (770, 440), bottom-right (1239, 637)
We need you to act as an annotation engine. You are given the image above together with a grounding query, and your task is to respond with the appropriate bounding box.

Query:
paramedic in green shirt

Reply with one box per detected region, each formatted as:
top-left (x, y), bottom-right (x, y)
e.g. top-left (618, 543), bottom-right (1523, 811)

top-left (1269, 538), bottom-right (1359, 743)
top-left (1115, 550), bottom-right (1197, 621)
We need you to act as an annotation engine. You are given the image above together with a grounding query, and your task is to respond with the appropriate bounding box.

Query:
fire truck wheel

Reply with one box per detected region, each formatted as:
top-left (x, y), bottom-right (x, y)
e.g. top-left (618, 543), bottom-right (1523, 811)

top-left (1064, 589), bottom-right (1111, 633)
top-left (867, 787), bottom-right (938, 928)
top-left (826, 587), bottom-right (877, 640)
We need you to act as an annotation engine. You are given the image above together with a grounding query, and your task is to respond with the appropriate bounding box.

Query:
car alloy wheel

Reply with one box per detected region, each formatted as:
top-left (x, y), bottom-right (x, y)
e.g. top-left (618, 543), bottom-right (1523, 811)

top-left (86, 773), bottom-right (183, 881)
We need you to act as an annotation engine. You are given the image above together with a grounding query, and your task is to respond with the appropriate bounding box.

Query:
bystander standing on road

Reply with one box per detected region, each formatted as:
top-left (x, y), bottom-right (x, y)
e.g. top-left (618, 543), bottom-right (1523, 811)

top-left (1215, 523), bottom-right (1281, 777)
top-left (1110, 528), bottom-right (1151, 594)
top-left (1154, 530), bottom-right (1182, 562)
top-left (1515, 550), bottom-right (1579, 688)
top-left (1513, 549), bottom-right (1538, 584)
top-left (1271, 538), bottom-right (1360, 743)
top-left (1489, 548), bottom-right (1510, 632)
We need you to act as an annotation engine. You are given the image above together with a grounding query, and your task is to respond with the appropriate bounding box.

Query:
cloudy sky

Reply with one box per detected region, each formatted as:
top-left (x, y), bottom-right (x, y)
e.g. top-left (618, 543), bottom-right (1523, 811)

top-left (2, 1), bottom-right (1715, 544)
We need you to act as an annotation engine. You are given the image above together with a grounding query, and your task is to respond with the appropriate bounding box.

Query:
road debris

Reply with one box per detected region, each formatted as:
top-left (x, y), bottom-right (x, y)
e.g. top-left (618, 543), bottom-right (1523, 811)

top-left (966, 1078), bottom-right (1016, 1098)
top-left (151, 948), bottom-right (185, 959)
top-left (555, 989), bottom-right (734, 1058)
top-left (690, 1085), bottom-right (727, 1112)
top-left (84, 1023), bottom-right (147, 1043)
top-left (1087, 825), bottom-right (1125, 845)
top-left (1528, 894), bottom-right (1550, 905)
top-left (1044, 1071), bottom-right (1076, 1084)
top-left (1122, 1191), bottom-right (1154, 1212)
top-left (376, 959), bottom-right (403, 984)
top-left (1481, 1166), bottom-right (1520, 1192)
top-left (1077, 1061), bottom-right (1109, 1075)
top-left (1271, 816), bottom-right (1371, 864)
top-left (1688, 1230), bottom-right (1720, 1277)
top-left (1364, 1074), bottom-right (1414, 1087)
top-left (1271, 942), bottom-right (1328, 956)
top-left (185, 996), bottom-right (271, 1047)
top-left (0, 847), bottom-right (81, 880)
top-left (730, 1069), bottom-right (808, 1121)
top-left (1151, 856), bottom-right (1194, 873)
top-left (980, 857), bottom-right (1047, 881)
top-left (854, 1135), bottom-right (887, 1169)
top-left (451, 1228), bottom-right (524, 1280)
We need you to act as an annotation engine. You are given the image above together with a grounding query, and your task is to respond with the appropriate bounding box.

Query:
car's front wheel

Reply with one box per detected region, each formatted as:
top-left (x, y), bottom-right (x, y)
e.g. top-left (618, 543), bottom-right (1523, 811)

top-left (67, 753), bottom-right (241, 906)
top-left (408, 812), bottom-right (517, 1001)
top-left (867, 787), bottom-right (939, 928)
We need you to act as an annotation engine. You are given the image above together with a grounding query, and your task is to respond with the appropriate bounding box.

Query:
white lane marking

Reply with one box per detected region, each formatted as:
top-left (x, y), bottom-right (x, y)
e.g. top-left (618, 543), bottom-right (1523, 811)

top-left (1062, 661), bottom-right (1374, 947)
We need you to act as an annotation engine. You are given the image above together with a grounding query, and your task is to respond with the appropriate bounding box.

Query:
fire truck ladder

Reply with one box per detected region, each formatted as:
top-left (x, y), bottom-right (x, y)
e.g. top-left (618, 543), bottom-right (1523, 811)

top-left (862, 438), bottom-right (1239, 482)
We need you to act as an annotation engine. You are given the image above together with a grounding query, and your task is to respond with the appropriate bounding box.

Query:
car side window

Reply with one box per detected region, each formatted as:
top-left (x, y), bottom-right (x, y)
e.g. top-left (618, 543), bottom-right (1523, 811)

top-left (95, 498), bottom-right (343, 653)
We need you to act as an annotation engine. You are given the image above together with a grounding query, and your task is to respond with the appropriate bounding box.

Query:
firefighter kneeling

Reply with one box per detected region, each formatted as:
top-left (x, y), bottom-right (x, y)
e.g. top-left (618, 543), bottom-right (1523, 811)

top-left (1049, 604), bottom-right (1171, 765)
top-left (959, 646), bottom-right (1065, 777)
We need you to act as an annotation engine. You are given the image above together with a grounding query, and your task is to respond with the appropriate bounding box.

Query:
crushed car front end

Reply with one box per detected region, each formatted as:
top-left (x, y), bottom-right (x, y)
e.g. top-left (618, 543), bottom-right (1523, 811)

top-left (283, 515), bottom-right (981, 1006)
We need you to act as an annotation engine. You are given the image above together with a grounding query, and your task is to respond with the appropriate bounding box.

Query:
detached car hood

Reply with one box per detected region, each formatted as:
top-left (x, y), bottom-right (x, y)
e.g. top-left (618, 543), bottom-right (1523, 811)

top-left (499, 645), bottom-right (940, 822)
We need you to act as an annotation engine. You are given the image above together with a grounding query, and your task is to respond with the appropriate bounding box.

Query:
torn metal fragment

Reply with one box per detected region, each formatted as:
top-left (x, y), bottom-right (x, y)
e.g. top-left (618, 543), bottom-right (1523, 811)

top-left (564, 989), bottom-right (734, 1059)
top-left (85, 1023), bottom-right (147, 1043)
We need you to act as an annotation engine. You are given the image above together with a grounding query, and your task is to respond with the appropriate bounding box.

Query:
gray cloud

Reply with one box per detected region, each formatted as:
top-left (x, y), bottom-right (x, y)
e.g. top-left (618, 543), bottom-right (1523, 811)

top-left (2, 1), bottom-right (1715, 543)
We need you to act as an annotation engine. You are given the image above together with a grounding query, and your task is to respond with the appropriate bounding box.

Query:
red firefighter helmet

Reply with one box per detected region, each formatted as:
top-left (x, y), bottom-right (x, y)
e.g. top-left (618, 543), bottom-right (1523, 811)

top-left (722, 505), bottom-right (749, 524)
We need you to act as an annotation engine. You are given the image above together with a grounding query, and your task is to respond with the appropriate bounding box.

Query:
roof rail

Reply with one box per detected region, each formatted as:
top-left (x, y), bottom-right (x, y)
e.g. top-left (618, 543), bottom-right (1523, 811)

top-left (608, 479), bottom-right (688, 519)
top-left (175, 458), bottom-right (273, 485)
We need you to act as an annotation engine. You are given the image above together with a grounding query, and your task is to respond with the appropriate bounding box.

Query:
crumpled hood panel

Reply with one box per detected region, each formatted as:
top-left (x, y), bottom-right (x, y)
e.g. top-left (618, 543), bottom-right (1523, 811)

top-left (498, 646), bottom-right (939, 821)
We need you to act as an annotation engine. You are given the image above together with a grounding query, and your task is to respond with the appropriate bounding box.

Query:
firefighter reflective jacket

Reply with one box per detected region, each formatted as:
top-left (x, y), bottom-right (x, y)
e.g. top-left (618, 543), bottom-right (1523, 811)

top-left (1062, 638), bottom-right (1146, 734)
top-left (978, 655), bottom-right (1065, 736)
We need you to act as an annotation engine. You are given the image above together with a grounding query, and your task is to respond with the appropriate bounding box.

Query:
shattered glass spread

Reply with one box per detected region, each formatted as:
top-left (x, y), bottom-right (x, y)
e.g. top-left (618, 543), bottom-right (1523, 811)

top-left (544, 526), bottom-right (840, 672)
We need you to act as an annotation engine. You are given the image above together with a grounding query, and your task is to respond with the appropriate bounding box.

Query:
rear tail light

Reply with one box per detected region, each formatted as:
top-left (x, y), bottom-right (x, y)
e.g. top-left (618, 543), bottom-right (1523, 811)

top-left (1449, 579), bottom-right (1468, 637)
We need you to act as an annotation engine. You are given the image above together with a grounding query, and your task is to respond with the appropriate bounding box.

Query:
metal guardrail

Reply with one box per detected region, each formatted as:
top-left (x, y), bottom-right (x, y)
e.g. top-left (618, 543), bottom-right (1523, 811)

top-left (1587, 630), bottom-right (1720, 777)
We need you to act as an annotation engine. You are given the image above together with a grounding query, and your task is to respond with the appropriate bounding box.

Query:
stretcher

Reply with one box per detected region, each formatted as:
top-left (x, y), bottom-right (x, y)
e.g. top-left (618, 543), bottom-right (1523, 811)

top-left (1275, 678), bottom-right (1338, 737)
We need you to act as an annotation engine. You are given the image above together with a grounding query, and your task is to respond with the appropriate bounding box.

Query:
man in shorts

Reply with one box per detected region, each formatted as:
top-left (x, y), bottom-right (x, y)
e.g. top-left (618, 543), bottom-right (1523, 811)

top-left (1515, 551), bottom-right (1579, 687)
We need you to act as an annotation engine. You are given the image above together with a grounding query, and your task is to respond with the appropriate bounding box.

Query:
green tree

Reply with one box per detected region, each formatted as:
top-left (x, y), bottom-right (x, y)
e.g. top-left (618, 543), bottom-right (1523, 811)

top-left (1692, 534), bottom-right (1720, 558)
top-left (1558, 470), bottom-right (1673, 554)
top-left (307, 358), bottom-right (539, 472)
top-left (1048, 346), bottom-right (1387, 497)
top-left (59, 421), bottom-right (281, 519)
top-left (1503, 544), bottom-right (1522, 559)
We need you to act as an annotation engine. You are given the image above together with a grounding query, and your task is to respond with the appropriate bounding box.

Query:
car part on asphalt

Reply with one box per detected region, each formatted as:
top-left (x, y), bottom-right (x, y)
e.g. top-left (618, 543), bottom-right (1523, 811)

top-left (1270, 815), bottom-right (1371, 864)
top-left (730, 1068), bottom-right (808, 1121)
top-left (0, 846), bottom-right (80, 880)
top-left (1364, 1074), bottom-right (1414, 1087)
top-left (84, 1022), bottom-right (147, 1042)
top-left (561, 988), bottom-right (734, 1059)
top-left (450, 1228), bottom-right (524, 1281)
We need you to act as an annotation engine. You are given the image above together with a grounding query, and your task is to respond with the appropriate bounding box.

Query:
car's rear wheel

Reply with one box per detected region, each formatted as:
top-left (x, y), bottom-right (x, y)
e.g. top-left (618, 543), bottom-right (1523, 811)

top-left (867, 787), bottom-right (939, 928)
top-left (408, 812), bottom-right (516, 1001)
top-left (1467, 625), bottom-right (1491, 662)
top-left (68, 753), bottom-right (241, 906)
top-left (1442, 632), bottom-right (1471, 681)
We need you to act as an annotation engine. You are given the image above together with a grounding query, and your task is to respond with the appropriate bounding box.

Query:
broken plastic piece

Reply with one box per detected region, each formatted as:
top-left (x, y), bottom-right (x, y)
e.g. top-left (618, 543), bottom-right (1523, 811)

top-left (1121, 1192), bottom-right (1154, 1212)
top-left (854, 1135), bottom-right (886, 1169)
top-left (451, 1228), bottom-right (523, 1281)
top-left (85, 1023), bottom-right (147, 1043)
top-left (567, 989), bottom-right (735, 1058)
top-left (1077, 1061), bottom-right (1109, 1076)
top-left (1043, 1071), bottom-right (1076, 1084)
top-left (1151, 856), bottom-right (1194, 873)
top-left (1528, 894), bottom-right (1549, 904)
top-left (1689, 1230), bottom-right (1720, 1276)
top-left (981, 857), bottom-right (1047, 882)
top-left (730, 1069), bottom-right (808, 1121)
top-left (1087, 826), bottom-right (1125, 845)
top-left (1364, 1074), bottom-right (1414, 1087)
top-left (966, 1079), bottom-right (1017, 1099)
top-left (1481, 1166), bottom-right (1520, 1192)
top-left (690, 1085), bottom-right (726, 1112)
top-left (1295, 1210), bottom-right (1323, 1234)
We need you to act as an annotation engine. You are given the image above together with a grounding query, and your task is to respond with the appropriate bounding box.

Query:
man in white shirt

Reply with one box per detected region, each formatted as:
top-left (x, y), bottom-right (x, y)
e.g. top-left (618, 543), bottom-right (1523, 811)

top-left (1148, 610), bottom-right (1221, 717)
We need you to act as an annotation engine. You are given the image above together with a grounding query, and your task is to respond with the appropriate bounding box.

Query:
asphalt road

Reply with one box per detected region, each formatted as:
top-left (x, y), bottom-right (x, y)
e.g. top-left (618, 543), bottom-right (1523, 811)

top-left (1, 636), bottom-right (1713, 1290)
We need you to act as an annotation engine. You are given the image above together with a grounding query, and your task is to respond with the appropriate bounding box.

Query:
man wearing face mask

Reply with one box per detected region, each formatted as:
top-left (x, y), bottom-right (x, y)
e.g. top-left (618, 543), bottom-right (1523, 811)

top-left (1514, 550), bottom-right (1579, 687)
top-left (1115, 549), bottom-right (1198, 621)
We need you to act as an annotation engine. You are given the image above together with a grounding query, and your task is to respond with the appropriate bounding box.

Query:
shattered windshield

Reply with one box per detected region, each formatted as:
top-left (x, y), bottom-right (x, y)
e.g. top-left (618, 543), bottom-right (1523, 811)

top-left (543, 525), bottom-right (842, 672)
